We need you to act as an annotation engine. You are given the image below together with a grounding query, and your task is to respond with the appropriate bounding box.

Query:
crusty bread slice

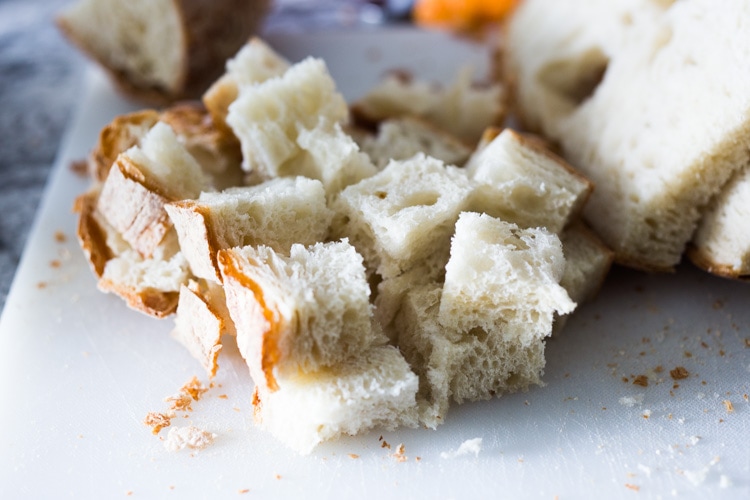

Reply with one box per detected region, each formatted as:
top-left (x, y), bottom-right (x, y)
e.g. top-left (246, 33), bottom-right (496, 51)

top-left (252, 345), bottom-right (418, 455)
top-left (165, 177), bottom-right (332, 282)
top-left (505, 0), bottom-right (750, 271)
top-left (97, 122), bottom-right (213, 258)
top-left (218, 241), bottom-right (385, 392)
top-left (203, 37), bottom-right (290, 135)
top-left (226, 57), bottom-right (349, 180)
top-left (57, 0), bottom-right (270, 103)
top-left (439, 212), bottom-right (575, 344)
top-left (331, 153), bottom-right (472, 279)
top-left (688, 167), bottom-right (750, 279)
top-left (355, 116), bottom-right (473, 169)
top-left (465, 128), bottom-right (592, 234)
top-left (351, 66), bottom-right (504, 144)
top-left (171, 280), bottom-right (227, 378)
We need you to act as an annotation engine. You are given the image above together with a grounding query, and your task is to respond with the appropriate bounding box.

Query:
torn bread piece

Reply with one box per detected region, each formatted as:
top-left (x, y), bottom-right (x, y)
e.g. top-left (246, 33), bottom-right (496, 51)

top-left (218, 240), bottom-right (385, 391)
top-left (465, 128), bottom-right (592, 234)
top-left (57, 0), bottom-right (271, 103)
top-left (506, 0), bottom-right (750, 271)
top-left (226, 57), bottom-right (349, 180)
top-left (97, 121), bottom-right (213, 258)
top-left (203, 37), bottom-right (291, 135)
top-left (166, 177), bottom-right (332, 282)
top-left (172, 280), bottom-right (233, 378)
top-left (355, 116), bottom-right (473, 169)
top-left (252, 344), bottom-right (418, 455)
top-left (331, 153), bottom-right (472, 279)
top-left (351, 66), bottom-right (504, 144)
top-left (395, 213), bottom-right (573, 428)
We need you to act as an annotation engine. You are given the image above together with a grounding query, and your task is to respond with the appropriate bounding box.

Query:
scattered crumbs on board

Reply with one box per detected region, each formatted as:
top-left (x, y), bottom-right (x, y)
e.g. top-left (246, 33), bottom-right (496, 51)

top-left (619, 394), bottom-right (644, 407)
top-left (392, 443), bottom-right (407, 463)
top-left (440, 438), bottom-right (483, 459)
top-left (164, 425), bottom-right (217, 452)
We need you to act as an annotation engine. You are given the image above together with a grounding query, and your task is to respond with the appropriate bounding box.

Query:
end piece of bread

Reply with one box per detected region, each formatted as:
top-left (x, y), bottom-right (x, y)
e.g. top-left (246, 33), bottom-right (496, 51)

top-left (252, 344), bottom-right (418, 455)
top-left (97, 122), bottom-right (212, 258)
top-left (166, 177), bottom-right (332, 282)
top-left (218, 240), bottom-right (384, 391)
top-left (351, 66), bottom-right (504, 145)
top-left (356, 116), bottom-right (473, 169)
top-left (57, 0), bottom-right (271, 103)
top-left (465, 128), bottom-right (592, 234)
top-left (688, 166), bottom-right (750, 278)
top-left (332, 153), bottom-right (472, 279)
top-left (203, 37), bottom-right (291, 135)
top-left (226, 57), bottom-right (349, 180)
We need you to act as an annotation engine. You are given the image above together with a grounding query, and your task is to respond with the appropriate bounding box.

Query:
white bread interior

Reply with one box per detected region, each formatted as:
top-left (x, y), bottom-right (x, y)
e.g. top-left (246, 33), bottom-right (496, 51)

top-left (165, 177), bottom-right (332, 282)
top-left (352, 66), bottom-right (504, 144)
top-left (465, 128), bottom-right (592, 234)
top-left (252, 345), bottom-right (418, 455)
top-left (226, 57), bottom-right (349, 180)
top-left (331, 153), bottom-right (472, 279)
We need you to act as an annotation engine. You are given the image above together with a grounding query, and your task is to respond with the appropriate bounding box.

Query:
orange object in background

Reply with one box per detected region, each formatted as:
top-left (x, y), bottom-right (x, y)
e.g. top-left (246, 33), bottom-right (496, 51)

top-left (414, 0), bottom-right (519, 32)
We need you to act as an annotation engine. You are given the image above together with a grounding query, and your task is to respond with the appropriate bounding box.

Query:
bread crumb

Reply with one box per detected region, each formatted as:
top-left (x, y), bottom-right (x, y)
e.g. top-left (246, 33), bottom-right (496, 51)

top-left (144, 411), bottom-right (175, 434)
top-left (669, 366), bottom-right (689, 380)
top-left (165, 376), bottom-right (208, 412)
top-left (381, 439), bottom-right (391, 449)
top-left (218, 394), bottom-right (228, 399)
top-left (54, 231), bottom-right (67, 243)
top-left (722, 400), bottom-right (734, 413)
top-left (164, 425), bottom-right (216, 452)
top-left (440, 437), bottom-right (483, 459)
top-left (69, 159), bottom-right (88, 177)
top-left (275, 474), bottom-right (281, 480)
top-left (642, 410), bottom-right (651, 419)
top-left (688, 435), bottom-right (701, 446)
top-left (632, 375), bottom-right (648, 387)
top-left (238, 489), bottom-right (249, 494)
top-left (619, 394), bottom-right (644, 407)
top-left (348, 454), bottom-right (360, 459)
top-left (637, 464), bottom-right (651, 478)
top-left (392, 443), bottom-right (407, 462)
top-left (624, 483), bottom-right (640, 491)
top-left (719, 475), bottom-right (732, 488)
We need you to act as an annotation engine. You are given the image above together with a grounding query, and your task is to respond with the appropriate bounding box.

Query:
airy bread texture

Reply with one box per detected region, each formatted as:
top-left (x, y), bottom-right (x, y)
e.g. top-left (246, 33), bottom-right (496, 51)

top-left (165, 177), bottom-right (332, 282)
top-left (226, 57), bottom-right (349, 180)
top-left (505, 0), bottom-right (750, 271)
top-left (355, 116), bottom-right (473, 169)
top-left (688, 166), bottom-right (750, 278)
top-left (252, 345), bottom-right (419, 454)
top-left (218, 240), bottom-right (386, 391)
top-left (203, 37), bottom-right (291, 135)
top-left (332, 153), bottom-right (473, 279)
top-left (352, 66), bottom-right (504, 144)
top-left (559, 222), bottom-right (614, 305)
top-left (395, 212), bottom-right (575, 428)
top-left (465, 128), bottom-right (592, 234)
top-left (57, 0), bottom-right (270, 103)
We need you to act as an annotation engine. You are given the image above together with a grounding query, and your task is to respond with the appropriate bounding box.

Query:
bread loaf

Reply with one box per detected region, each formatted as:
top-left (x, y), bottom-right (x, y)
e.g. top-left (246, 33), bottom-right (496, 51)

top-left (57, 0), bottom-right (271, 103)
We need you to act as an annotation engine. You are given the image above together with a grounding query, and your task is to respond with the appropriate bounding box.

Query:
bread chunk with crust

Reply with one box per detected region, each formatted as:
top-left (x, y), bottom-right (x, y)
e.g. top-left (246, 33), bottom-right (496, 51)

top-left (218, 240), bottom-right (385, 392)
top-left (166, 177), bottom-right (332, 283)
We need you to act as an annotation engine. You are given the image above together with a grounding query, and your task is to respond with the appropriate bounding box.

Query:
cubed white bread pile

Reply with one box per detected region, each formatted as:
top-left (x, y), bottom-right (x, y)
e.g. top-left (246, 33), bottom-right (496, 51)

top-left (504, 0), bottom-right (750, 274)
top-left (74, 37), bottom-right (614, 453)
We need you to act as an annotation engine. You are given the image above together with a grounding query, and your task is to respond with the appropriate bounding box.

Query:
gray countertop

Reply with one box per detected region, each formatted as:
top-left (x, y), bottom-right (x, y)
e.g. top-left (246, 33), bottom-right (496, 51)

top-left (0, 0), bottom-right (83, 311)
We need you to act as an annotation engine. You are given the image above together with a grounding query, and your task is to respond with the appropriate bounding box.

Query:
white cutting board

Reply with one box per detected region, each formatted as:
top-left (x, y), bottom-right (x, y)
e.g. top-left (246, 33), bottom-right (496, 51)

top-left (0, 27), bottom-right (748, 499)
